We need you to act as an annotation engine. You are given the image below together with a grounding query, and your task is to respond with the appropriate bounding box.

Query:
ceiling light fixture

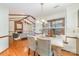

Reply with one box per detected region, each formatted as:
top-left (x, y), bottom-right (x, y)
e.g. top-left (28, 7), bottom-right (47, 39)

top-left (36, 3), bottom-right (47, 24)
top-left (40, 3), bottom-right (47, 23)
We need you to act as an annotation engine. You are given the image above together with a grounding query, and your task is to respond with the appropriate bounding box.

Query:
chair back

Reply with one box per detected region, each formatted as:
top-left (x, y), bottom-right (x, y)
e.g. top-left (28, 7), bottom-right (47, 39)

top-left (37, 38), bottom-right (52, 56)
top-left (28, 37), bottom-right (36, 51)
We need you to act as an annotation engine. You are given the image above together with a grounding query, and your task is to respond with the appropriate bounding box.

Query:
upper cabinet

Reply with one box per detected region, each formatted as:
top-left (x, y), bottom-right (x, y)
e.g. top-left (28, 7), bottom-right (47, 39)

top-left (42, 18), bottom-right (65, 37)
top-left (65, 6), bottom-right (79, 37)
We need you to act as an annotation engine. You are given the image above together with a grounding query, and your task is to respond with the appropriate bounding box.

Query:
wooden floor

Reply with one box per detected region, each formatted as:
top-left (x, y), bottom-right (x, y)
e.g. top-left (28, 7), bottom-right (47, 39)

top-left (0, 39), bottom-right (29, 56)
top-left (0, 39), bottom-right (78, 56)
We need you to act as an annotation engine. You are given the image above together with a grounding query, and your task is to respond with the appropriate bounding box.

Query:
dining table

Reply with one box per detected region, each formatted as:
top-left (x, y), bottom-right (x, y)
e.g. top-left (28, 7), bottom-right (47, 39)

top-left (29, 35), bottom-right (64, 56)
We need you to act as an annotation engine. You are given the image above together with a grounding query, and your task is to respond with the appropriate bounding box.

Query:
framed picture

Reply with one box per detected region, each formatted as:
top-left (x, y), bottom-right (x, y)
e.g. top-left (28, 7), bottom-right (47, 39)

top-left (16, 23), bottom-right (22, 29)
top-left (15, 21), bottom-right (23, 32)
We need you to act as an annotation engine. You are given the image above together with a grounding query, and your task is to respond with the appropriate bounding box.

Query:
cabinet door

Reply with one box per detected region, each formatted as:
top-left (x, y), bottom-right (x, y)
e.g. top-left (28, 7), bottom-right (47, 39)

top-left (63, 38), bottom-right (76, 53)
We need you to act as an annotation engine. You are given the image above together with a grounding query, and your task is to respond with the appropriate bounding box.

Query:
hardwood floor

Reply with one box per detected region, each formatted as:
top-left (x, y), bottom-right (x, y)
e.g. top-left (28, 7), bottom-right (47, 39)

top-left (0, 39), bottom-right (28, 56)
top-left (61, 50), bottom-right (78, 56)
top-left (0, 39), bottom-right (78, 56)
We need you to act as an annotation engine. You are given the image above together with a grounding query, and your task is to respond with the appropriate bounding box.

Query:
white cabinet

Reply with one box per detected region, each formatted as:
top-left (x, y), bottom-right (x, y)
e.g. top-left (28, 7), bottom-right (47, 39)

top-left (65, 6), bottom-right (78, 36)
top-left (63, 38), bottom-right (76, 53)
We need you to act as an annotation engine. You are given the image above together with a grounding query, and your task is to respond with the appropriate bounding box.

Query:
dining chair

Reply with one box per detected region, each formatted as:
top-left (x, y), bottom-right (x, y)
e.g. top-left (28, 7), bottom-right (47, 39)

top-left (28, 37), bottom-right (37, 56)
top-left (37, 38), bottom-right (54, 56)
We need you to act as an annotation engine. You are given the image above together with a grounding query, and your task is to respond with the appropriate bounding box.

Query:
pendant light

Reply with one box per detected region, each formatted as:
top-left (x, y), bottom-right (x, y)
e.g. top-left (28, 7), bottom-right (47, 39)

top-left (36, 3), bottom-right (47, 24)
top-left (40, 3), bottom-right (47, 23)
top-left (41, 3), bottom-right (47, 23)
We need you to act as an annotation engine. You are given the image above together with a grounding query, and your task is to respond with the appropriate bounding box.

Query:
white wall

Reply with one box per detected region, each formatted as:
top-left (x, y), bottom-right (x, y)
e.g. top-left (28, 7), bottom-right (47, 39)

top-left (46, 11), bottom-right (66, 20)
top-left (0, 6), bottom-right (9, 53)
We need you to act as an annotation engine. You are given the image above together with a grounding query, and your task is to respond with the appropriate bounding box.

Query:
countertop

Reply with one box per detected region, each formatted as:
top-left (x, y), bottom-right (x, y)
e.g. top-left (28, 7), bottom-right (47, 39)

top-left (33, 36), bottom-right (64, 48)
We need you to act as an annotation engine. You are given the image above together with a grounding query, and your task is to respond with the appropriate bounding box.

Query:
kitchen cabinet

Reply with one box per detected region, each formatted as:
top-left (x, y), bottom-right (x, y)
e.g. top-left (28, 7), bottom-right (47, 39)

top-left (65, 6), bottom-right (79, 37)
top-left (63, 37), bottom-right (76, 53)
top-left (46, 18), bottom-right (65, 37)
top-left (64, 6), bottom-right (79, 54)
top-left (63, 37), bottom-right (79, 54)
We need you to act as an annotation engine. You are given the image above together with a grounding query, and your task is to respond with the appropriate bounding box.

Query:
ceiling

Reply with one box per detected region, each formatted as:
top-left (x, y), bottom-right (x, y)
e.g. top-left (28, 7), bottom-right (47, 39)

top-left (0, 3), bottom-right (78, 22)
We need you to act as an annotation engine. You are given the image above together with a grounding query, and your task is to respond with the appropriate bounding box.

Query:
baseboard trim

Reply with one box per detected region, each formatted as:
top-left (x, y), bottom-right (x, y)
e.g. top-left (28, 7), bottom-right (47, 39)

top-left (62, 49), bottom-right (79, 56)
